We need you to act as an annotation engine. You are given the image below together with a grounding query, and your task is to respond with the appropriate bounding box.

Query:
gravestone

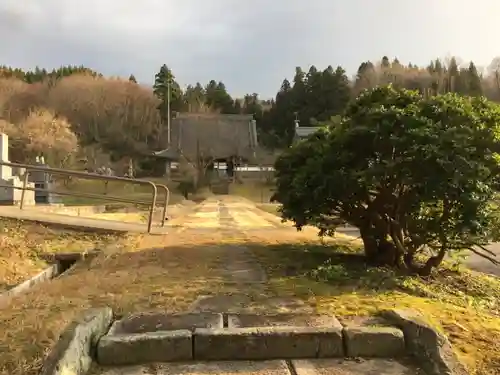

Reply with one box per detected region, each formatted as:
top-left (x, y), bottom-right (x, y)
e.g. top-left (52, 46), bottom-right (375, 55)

top-left (29, 156), bottom-right (62, 204)
top-left (0, 133), bottom-right (35, 206)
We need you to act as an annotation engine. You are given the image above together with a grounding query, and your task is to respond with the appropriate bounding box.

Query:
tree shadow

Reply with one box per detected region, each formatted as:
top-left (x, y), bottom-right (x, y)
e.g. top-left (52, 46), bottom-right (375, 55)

top-left (246, 241), bottom-right (500, 309)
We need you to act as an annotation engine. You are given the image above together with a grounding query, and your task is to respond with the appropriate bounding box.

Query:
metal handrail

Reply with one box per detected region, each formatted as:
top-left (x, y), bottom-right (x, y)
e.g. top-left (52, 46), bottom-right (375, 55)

top-left (0, 161), bottom-right (167, 233)
top-left (155, 183), bottom-right (170, 226)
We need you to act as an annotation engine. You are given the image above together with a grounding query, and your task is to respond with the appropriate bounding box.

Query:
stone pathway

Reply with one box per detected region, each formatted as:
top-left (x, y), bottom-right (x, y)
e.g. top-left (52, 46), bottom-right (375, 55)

top-left (174, 198), bottom-right (280, 230)
top-left (91, 358), bottom-right (424, 375)
top-left (85, 197), bottom-right (426, 375)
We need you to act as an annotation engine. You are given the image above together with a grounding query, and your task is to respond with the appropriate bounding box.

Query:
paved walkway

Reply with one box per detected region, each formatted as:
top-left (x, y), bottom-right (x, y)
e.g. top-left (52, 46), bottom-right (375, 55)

top-left (0, 205), bottom-right (168, 234)
top-left (91, 358), bottom-right (424, 375)
top-left (169, 197), bottom-right (283, 231)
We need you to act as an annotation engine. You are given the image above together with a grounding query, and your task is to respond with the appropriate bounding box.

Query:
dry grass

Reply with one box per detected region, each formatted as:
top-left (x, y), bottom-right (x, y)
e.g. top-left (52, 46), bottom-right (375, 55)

top-left (0, 230), bottom-right (259, 375)
top-left (0, 218), bottom-right (133, 291)
top-left (1, 209), bottom-right (500, 375)
top-left (244, 230), bottom-right (500, 375)
top-left (54, 177), bottom-right (183, 207)
top-left (230, 182), bottom-right (274, 203)
top-left (256, 203), bottom-right (280, 216)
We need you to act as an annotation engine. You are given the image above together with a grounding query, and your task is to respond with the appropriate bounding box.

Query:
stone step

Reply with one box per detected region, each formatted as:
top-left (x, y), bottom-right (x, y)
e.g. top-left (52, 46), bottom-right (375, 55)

top-left (95, 312), bottom-right (405, 366)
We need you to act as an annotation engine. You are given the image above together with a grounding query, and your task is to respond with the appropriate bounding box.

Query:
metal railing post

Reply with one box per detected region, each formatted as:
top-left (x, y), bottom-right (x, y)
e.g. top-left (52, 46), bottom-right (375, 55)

top-left (19, 171), bottom-right (29, 210)
top-left (156, 184), bottom-right (170, 227)
top-left (147, 183), bottom-right (158, 233)
top-left (0, 160), bottom-right (166, 233)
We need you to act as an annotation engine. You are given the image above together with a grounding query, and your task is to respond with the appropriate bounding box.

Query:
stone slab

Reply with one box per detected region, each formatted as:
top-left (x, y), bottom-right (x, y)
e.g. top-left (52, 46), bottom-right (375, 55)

top-left (96, 330), bottom-right (192, 365)
top-left (89, 360), bottom-right (292, 375)
top-left (194, 326), bottom-right (344, 360)
top-left (0, 205), bottom-right (170, 234)
top-left (109, 312), bottom-right (223, 334)
top-left (382, 309), bottom-right (469, 375)
top-left (40, 307), bottom-right (113, 375)
top-left (292, 358), bottom-right (426, 375)
top-left (228, 313), bottom-right (343, 330)
top-left (344, 326), bottom-right (405, 358)
top-left (337, 315), bottom-right (391, 328)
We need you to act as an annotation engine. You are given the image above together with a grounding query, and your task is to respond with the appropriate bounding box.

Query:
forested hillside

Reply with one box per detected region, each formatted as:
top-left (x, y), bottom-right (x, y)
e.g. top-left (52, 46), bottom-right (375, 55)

top-left (1, 55), bottom-right (499, 170)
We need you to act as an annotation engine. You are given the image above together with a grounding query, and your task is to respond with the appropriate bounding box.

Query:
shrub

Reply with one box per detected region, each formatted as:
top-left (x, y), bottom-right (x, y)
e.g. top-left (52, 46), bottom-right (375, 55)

top-left (273, 86), bottom-right (500, 275)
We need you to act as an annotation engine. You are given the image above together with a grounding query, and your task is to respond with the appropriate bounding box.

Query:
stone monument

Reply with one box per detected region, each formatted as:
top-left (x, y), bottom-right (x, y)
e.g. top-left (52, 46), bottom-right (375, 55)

top-left (0, 133), bottom-right (35, 206)
top-left (28, 155), bottom-right (62, 204)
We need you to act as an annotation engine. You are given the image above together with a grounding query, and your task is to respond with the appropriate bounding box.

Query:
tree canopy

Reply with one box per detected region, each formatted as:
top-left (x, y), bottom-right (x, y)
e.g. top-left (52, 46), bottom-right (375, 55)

top-left (272, 85), bottom-right (500, 275)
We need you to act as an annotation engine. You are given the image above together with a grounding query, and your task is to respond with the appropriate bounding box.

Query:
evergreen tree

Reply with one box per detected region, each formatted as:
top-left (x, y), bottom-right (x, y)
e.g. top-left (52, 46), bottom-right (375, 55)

top-left (447, 57), bottom-right (463, 93)
top-left (466, 61), bottom-right (483, 97)
top-left (128, 74), bottom-right (137, 83)
top-left (184, 82), bottom-right (206, 112)
top-left (381, 56), bottom-right (390, 68)
top-left (153, 64), bottom-right (183, 120)
top-left (205, 80), bottom-right (235, 113)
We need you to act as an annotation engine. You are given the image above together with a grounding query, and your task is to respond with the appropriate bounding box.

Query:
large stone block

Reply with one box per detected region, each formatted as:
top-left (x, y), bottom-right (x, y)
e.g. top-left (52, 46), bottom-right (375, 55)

top-left (193, 326), bottom-right (344, 360)
top-left (382, 309), bottom-right (469, 375)
top-left (227, 313), bottom-right (343, 330)
top-left (344, 326), bottom-right (405, 358)
top-left (40, 307), bottom-right (113, 375)
top-left (96, 330), bottom-right (192, 365)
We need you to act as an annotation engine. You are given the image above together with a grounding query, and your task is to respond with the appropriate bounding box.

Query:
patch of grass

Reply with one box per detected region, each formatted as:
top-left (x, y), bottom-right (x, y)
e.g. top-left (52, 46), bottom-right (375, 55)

top-left (0, 218), bottom-right (135, 291)
top-left (54, 177), bottom-right (183, 207)
top-left (245, 232), bottom-right (500, 375)
top-left (256, 203), bottom-right (281, 216)
top-left (230, 182), bottom-right (274, 203)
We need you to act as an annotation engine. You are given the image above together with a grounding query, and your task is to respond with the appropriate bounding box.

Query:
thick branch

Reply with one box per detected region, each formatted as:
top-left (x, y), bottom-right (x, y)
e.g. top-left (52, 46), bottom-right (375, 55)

top-left (467, 247), bottom-right (500, 265)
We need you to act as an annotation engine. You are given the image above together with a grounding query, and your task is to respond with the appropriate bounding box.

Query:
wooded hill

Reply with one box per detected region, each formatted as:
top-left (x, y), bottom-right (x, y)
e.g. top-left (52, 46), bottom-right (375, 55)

top-left (1, 55), bottom-right (499, 171)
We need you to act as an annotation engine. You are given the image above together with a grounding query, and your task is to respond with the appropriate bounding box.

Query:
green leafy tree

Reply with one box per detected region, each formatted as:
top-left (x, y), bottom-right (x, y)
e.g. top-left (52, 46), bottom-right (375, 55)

top-left (272, 85), bottom-right (500, 275)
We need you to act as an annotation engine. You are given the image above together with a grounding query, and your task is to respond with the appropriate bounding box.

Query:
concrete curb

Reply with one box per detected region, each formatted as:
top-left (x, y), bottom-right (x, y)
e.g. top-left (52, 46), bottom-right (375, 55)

top-left (0, 251), bottom-right (99, 309)
top-left (194, 326), bottom-right (344, 360)
top-left (40, 307), bottom-right (113, 375)
top-left (97, 330), bottom-right (192, 365)
top-left (343, 326), bottom-right (405, 358)
top-left (0, 264), bottom-right (60, 308)
top-left (40, 309), bottom-right (469, 375)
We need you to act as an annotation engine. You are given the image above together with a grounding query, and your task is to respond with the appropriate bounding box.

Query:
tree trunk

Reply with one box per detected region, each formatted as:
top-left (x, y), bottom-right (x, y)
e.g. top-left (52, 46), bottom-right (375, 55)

top-left (359, 224), bottom-right (398, 267)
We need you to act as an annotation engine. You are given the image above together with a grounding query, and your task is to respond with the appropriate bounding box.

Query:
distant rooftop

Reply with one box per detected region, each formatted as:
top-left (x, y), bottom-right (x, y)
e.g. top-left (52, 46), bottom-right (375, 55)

top-left (154, 112), bottom-right (258, 161)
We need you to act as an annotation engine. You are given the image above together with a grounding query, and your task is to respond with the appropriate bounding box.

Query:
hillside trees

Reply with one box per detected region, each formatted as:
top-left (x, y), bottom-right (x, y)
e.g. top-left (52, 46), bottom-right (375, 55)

top-left (47, 75), bottom-right (162, 157)
top-left (272, 86), bottom-right (500, 275)
top-left (2, 55), bottom-right (500, 162)
top-left (260, 65), bottom-right (351, 148)
top-left (0, 108), bottom-right (78, 167)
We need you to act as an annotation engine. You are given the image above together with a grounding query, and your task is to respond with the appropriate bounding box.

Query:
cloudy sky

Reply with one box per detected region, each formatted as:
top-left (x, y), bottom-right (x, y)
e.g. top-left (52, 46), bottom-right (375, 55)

top-left (0, 0), bottom-right (498, 98)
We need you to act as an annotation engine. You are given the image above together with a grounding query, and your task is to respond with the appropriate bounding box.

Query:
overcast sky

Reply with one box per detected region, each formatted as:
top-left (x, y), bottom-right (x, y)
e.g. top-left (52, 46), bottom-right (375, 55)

top-left (0, 0), bottom-right (498, 98)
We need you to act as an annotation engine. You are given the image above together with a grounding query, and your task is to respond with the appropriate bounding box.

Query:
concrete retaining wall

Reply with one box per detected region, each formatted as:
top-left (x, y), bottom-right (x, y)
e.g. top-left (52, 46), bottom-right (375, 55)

top-left (0, 264), bottom-right (60, 307)
top-left (27, 205), bottom-right (107, 217)
top-left (0, 251), bottom-right (99, 308)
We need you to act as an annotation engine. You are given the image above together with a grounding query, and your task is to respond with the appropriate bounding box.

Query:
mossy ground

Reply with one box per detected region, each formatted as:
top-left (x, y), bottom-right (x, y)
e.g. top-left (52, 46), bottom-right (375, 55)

top-left (245, 231), bottom-right (500, 375)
